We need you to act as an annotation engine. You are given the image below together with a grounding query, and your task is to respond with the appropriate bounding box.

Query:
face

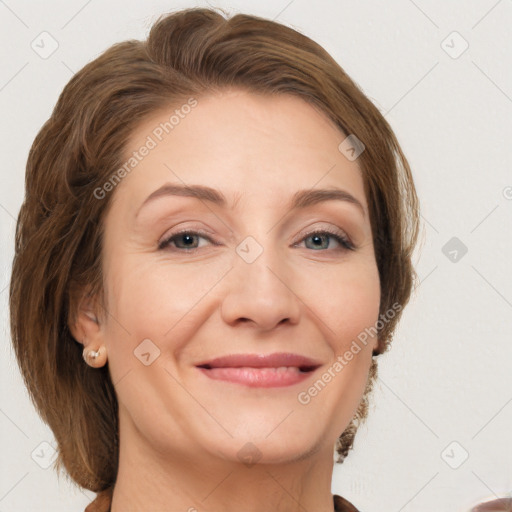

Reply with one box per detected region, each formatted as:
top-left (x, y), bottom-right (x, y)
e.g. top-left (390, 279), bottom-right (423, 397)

top-left (96, 89), bottom-right (380, 465)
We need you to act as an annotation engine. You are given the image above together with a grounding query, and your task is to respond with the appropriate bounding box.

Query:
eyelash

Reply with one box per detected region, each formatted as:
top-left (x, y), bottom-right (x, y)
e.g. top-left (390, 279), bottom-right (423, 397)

top-left (158, 228), bottom-right (355, 252)
top-left (299, 228), bottom-right (355, 251)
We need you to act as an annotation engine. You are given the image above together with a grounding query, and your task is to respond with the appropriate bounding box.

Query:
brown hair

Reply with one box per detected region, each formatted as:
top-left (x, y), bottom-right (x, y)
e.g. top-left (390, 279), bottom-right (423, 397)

top-left (9, 6), bottom-right (420, 497)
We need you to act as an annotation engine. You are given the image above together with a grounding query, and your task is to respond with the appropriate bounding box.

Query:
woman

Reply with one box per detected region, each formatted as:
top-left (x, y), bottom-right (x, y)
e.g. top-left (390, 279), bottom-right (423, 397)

top-left (10, 7), bottom-right (421, 511)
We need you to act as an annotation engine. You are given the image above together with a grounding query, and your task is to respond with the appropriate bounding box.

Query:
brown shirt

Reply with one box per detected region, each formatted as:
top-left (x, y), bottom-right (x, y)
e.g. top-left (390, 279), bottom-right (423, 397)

top-left (85, 488), bottom-right (362, 511)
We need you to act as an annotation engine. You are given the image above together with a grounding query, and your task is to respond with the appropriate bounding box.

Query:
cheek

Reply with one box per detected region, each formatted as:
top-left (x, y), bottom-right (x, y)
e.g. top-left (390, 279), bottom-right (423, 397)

top-left (296, 263), bottom-right (379, 432)
top-left (298, 258), bottom-right (381, 353)
top-left (103, 256), bottom-right (230, 346)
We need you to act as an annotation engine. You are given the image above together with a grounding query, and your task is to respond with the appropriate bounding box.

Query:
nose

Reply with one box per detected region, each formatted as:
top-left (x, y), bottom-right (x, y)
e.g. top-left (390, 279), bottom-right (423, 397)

top-left (220, 242), bottom-right (301, 332)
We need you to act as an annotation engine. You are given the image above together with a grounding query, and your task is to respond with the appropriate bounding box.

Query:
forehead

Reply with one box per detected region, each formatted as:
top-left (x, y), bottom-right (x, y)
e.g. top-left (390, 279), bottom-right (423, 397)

top-left (111, 89), bottom-right (367, 215)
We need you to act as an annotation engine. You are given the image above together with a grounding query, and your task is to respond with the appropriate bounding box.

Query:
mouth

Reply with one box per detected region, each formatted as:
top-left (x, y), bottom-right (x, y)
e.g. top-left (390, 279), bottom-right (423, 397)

top-left (195, 352), bottom-right (322, 388)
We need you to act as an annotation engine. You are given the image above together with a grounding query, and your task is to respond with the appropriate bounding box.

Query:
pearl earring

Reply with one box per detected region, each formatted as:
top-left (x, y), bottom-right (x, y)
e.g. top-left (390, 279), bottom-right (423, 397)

top-left (83, 347), bottom-right (101, 365)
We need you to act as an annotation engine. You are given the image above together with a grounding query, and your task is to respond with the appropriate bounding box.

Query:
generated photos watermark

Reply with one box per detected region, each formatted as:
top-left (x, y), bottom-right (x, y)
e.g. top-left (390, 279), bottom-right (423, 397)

top-left (93, 97), bottom-right (198, 200)
top-left (297, 302), bottom-right (402, 405)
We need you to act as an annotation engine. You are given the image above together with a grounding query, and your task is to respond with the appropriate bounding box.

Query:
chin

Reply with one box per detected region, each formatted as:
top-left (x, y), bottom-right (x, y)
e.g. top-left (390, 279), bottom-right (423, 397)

top-left (209, 434), bottom-right (325, 466)
top-left (189, 411), bottom-right (330, 465)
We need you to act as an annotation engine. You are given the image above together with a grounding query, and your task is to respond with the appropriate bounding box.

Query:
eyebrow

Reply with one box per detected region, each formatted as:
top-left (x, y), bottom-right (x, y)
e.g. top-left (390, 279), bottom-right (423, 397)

top-left (135, 183), bottom-right (366, 218)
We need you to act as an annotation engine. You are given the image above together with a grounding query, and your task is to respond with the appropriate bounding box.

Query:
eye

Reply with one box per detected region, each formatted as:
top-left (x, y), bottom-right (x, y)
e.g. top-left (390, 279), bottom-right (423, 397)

top-left (295, 229), bottom-right (355, 251)
top-left (158, 229), bottom-right (215, 251)
top-left (158, 228), bottom-right (355, 252)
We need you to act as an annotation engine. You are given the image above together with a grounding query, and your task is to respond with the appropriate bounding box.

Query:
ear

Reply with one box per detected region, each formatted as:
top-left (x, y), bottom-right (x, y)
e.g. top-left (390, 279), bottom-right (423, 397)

top-left (68, 287), bottom-right (105, 349)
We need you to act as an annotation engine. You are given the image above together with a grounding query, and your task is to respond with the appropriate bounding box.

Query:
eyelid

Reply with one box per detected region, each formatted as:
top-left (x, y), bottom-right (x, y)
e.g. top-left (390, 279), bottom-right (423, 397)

top-left (294, 222), bottom-right (352, 243)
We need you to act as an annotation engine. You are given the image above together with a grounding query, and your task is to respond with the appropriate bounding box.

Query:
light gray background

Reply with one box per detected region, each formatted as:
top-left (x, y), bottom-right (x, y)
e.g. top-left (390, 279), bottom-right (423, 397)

top-left (1, 1), bottom-right (511, 511)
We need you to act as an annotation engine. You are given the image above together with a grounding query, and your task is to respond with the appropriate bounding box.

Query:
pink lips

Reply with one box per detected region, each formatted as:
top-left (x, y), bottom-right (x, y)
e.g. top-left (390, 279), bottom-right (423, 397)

top-left (195, 352), bottom-right (321, 388)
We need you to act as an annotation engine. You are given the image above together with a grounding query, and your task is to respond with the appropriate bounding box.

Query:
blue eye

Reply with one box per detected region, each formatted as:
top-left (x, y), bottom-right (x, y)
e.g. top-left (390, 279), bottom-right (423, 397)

top-left (298, 229), bottom-right (355, 251)
top-left (158, 228), bottom-right (355, 252)
top-left (158, 230), bottom-right (213, 251)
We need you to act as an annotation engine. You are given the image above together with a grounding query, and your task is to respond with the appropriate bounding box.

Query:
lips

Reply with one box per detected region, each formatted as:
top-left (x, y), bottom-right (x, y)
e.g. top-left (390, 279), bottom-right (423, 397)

top-left (195, 352), bottom-right (321, 388)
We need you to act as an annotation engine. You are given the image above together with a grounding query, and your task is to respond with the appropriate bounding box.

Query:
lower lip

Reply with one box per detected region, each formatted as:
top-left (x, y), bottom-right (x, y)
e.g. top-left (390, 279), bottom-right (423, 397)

top-left (197, 366), bottom-right (315, 388)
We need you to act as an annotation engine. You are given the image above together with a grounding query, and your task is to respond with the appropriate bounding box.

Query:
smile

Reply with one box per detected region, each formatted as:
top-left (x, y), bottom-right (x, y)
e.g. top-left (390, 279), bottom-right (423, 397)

top-left (195, 352), bottom-right (321, 388)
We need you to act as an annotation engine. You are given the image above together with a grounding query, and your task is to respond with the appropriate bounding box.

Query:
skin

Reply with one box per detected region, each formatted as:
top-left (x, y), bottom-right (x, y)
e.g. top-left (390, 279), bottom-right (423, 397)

top-left (73, 89), bottom-right (381, 512)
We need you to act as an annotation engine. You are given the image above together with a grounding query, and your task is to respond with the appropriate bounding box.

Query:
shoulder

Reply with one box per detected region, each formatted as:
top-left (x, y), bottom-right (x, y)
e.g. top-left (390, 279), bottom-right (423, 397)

top-left (333, 493), bottom-right (362, 512)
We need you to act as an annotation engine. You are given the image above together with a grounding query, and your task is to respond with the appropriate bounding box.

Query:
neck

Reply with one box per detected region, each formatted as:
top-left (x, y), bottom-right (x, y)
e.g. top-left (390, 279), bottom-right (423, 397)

top-left (111, 423), bottom-right (336, 512)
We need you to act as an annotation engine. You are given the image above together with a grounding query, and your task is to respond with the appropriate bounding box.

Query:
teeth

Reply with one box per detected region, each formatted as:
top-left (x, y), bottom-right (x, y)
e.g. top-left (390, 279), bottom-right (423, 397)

top-left (253, 366), bottom-right (300, 373)
top-left (212, 366), bottom-right (302, 372)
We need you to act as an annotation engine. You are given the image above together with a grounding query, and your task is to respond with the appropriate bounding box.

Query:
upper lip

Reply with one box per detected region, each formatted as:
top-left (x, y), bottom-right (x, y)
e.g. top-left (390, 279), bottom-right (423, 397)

top-left (195, 352), bottom-right (322, 371)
